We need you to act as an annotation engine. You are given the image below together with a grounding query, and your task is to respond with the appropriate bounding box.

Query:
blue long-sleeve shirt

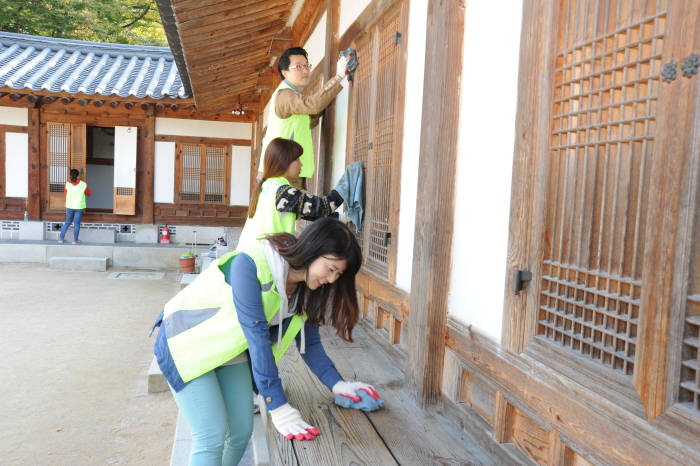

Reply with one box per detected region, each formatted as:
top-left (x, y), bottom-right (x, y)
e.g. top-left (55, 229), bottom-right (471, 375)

top-left (227, 253), bottom-right (342, 410)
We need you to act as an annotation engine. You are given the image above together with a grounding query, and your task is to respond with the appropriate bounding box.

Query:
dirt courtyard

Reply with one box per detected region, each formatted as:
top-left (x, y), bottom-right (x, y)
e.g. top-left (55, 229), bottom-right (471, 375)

top-left (0, 262), bottom-right (179, 465)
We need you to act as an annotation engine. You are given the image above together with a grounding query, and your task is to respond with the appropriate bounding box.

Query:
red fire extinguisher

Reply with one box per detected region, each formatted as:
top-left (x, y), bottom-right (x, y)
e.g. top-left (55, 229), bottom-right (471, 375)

top-left (160, 226), bottom-right (171, 244)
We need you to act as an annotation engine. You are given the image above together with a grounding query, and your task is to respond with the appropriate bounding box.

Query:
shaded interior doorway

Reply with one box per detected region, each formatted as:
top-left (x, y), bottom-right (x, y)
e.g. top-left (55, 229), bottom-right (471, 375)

top-left (85, 126), bottom-right (114, 212)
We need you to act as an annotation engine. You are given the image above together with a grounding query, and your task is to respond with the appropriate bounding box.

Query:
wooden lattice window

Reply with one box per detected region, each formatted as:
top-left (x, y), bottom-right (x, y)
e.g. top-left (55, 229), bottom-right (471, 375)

top-left (536, 5), bottom-right (667, 376)
top-left (347, 4), bottom-right (405, 280)
top-left (175, 142), bottom-right (230, 205)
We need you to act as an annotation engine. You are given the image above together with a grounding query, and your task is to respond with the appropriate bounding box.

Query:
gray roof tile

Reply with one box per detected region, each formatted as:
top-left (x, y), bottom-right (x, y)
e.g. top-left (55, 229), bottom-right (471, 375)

top-left (0, 32), bottom-right (188, 100)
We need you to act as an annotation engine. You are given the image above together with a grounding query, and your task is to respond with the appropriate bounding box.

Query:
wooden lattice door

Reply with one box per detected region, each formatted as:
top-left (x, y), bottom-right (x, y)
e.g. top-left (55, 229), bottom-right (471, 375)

top-left (47, 122), bottom-right (86, 211)
top-left (175, 142), bottom-right (230, 204)
top-left (507, 0), bottom-right (700, 422)
top-left (347, 4), bottom-right (405, 280)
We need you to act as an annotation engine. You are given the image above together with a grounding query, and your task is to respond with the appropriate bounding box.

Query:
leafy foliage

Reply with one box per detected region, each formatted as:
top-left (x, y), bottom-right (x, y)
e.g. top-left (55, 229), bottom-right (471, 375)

top-left (0, 0), bottom-right (167, 46)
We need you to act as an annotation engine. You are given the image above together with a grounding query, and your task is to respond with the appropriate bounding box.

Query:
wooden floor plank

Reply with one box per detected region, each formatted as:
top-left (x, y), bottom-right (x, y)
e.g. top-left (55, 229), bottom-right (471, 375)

top-left (274, 346), bottom-right (398, 465)
top-left (320, 324), bottom-right (496, 465)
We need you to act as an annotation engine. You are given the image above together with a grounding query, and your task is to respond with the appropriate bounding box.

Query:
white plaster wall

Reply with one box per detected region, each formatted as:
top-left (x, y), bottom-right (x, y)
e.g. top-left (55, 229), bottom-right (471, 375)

top-left (339, 0), bottom-right (372, 36)
top-left (230, 145), bottom-right (251, 206)
top-left (155, 118), bottom-right (252, 139)
top-left (0, 106), bottom-right (28, 126)
top-left (5, 132), bottom-right (28, 197)
top-left (154, 141), bottom-right (175, 203)
top-left (330, 85), bottom-right (349, 186)
top-left (394, 0), bottom-right (428, 292)
top-left (304, 12), bottom-right (327, 67)
top-left (448, 1), bottom-right (523, 342)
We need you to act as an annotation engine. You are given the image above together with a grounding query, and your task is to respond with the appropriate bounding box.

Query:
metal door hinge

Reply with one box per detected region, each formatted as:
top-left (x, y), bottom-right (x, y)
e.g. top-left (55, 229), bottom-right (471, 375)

top-left (513, 269), bottom-right (532, 295)
top-left (368, 142), bottom-right (373, 149)
top-left (393, 32), bottom-right (402, 45)
top-left (384, 231), bottom-right (391, 246)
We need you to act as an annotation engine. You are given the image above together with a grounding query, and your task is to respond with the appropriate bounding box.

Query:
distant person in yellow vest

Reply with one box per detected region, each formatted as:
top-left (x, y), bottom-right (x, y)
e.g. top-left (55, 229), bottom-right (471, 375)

top-left (258, 46), bottom-right (352, 189)
top-left (58, 168), bottom-right (91, 244)
top-left (238, 137), bottom-right (346, 250)
top-left (150, 218), bottom-right (383, 464)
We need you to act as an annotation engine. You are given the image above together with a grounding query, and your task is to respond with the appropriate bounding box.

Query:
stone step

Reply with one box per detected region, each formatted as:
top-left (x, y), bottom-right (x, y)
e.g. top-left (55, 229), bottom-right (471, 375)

top-left (52, 228), bottom-right (116, 243)
top-left (49, 255), bottom-right (109, 271)
top-left (148, 356), bottom-right (169, 394)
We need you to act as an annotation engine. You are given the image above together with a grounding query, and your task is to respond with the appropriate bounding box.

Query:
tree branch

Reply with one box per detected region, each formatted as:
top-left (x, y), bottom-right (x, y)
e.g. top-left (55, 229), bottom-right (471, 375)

top-left (121, 4), bottom-right (150, 29)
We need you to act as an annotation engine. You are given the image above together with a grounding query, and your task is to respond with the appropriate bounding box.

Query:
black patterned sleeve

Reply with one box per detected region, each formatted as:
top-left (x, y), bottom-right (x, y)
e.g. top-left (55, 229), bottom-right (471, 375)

top-left (275, 185), bottom-right (344, 221)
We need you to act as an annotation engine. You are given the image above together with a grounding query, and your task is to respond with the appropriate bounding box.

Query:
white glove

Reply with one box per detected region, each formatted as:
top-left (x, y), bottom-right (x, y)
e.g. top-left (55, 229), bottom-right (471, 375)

top-left (336, 55), bottom-right (350, 78)
top-left (332, 381), bottom-right (380, 402)
top-left (269, 403), bottom-right (319, 441)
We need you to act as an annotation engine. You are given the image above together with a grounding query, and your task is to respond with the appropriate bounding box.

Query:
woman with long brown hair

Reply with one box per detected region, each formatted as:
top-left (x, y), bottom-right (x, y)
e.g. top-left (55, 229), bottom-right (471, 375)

top-left (151, 218), bottom-right (382, 465)
top-left (237, 137), bottom-right (345, 249)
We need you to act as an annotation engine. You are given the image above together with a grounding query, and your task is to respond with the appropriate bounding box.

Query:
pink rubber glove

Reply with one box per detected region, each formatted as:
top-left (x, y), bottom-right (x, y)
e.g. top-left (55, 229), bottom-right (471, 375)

top-left (332, 381), bottom-right (380, 403)
top-left (269, 403), bottom-right (320, 441)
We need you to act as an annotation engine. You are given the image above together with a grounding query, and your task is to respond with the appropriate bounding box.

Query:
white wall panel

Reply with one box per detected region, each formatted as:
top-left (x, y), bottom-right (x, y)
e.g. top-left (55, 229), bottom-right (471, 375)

top-left (155, 117), bottom-right (252, 139)
top-left (448, 0), bottom-right (523, 342)
top-left (339, 0), bottom-right (372, 37)
top-left (5, 132), bottom-right (28, 197)
top-left (304, 12), bottom-right (327, 68)
top-left (230, 145), bottom-right (251, 206)
top-left (154, 141), bottom-right (175, 203)
top-left (0, 106), bottom-right (28, 126)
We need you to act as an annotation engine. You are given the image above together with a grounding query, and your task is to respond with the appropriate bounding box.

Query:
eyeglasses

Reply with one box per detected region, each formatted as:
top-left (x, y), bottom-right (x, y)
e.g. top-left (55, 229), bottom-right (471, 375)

top-left (288, 63), bottom-right (312, 71)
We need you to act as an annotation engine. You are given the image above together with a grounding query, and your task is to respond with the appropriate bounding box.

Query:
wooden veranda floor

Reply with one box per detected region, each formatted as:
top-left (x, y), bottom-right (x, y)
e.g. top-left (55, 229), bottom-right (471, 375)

top-left (261, 323), bottom-right (495, 465)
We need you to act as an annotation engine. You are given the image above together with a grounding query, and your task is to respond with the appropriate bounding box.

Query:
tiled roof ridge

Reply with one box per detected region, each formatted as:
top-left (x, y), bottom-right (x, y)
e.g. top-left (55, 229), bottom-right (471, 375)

top-left (0, 31), bottom-right (174, 59)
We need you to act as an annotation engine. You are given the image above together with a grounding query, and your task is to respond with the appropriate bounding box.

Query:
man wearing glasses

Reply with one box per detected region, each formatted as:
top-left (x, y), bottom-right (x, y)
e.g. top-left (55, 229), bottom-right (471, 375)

top-left (258, 47), bottom-right (352, 189)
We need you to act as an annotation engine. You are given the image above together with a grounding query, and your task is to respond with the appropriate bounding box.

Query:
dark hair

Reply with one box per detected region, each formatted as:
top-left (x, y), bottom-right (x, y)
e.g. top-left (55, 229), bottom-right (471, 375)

top-left (69, 168), bottom-right (79, 182)
top-left (248, 138), bottom-right (302, 218)
top-left (266, 217), bottom-right (362, 342)
top-left (277, 47), bottom-right (308, 80)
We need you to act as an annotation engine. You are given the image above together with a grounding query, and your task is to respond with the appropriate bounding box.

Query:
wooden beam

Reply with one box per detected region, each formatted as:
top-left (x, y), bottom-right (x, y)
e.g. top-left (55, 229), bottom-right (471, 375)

top-left (142, 114), bottom-right (156, 224)
top-left (155, 135), bottom-right (251, 146)
top-left (406, 0), bottom-right (466, 407)
top-left (267, 27), bottom-right (295, 57)
top-left (27, 108), bottom-right (40, 220)
top-left (291, 0), bottom-right (326, 45)
top-left (318, 0), bottom-right (339, 194)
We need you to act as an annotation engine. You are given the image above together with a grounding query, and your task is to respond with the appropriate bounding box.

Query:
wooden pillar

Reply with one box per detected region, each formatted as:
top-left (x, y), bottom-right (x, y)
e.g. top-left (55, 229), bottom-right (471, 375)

top-left (318, 0), bottom-right (340, 193)
top-left (250, 110), bottom-right (264, 204)
top-left (27, 108), bottom-right (41, 220)
top-left (406, 0), bottom-right (466, 406)
top-left (142, 114), bottom-right (155, 223)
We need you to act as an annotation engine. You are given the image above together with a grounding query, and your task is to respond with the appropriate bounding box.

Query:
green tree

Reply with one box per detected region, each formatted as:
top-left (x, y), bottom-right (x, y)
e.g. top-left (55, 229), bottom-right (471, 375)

top-left (0, 0), bottom-right (167, 46)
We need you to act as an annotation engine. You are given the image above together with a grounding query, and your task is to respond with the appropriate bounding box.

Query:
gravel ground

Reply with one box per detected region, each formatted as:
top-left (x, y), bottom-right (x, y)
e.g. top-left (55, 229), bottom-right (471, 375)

top-left (0, 263), bottom-right (179, 465)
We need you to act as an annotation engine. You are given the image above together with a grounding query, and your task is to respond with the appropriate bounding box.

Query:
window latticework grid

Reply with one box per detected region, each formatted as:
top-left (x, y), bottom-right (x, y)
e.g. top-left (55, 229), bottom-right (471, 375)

top-left (537, 4), bottom-right (666, 377)
top-left (181, 144), bottom-right (202, 202)
top-left (48, 123), bottom-right (69, 192)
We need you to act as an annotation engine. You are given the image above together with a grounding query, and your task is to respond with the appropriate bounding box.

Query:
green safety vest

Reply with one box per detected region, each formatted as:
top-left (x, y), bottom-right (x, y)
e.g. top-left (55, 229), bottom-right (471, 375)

top-left (261, 81), bottom-right (314, 178)
top-left (162, 243), bottom-right (304, 383)
top-left (65, 180), bottom-right (87, 209)
top-left (237, 176), bottom-right (296, 250)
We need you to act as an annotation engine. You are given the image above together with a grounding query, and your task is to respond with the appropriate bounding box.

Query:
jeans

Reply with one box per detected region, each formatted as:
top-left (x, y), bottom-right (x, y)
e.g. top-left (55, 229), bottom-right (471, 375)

top-left (171, 362), bottom-right (254, 466)
top-left (59, 208), bottom-right (84, 241)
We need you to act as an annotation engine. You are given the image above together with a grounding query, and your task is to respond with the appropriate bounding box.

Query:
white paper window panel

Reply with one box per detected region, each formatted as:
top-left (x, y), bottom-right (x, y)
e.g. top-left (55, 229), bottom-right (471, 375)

top-left (114, 126), bottom-right (137, 188)
top-left (154, 141), bottom-right (175, 203)
top-left (155, 118), bottom-right (252, 139)
top-left (230, 145), bottom-right (251, 206)
top-left (5, 132), bottom-right (28, 197)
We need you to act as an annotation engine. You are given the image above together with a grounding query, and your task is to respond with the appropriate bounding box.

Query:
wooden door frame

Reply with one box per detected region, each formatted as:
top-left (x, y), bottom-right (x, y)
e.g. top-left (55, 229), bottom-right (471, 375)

top-left (39, 106), bottom-right (147, 222)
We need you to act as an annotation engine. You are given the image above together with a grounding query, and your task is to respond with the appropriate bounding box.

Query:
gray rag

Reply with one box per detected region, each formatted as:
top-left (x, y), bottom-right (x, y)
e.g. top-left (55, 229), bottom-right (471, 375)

top-left (334, 162), bottom-right (364, 231)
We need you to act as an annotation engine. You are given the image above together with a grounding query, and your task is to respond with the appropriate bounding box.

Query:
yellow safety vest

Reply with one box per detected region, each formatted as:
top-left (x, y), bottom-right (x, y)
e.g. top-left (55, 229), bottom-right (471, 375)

top-left (65, 180), bottom-right (87, 209)
top-left (261, 81), bottom-right (315, 178)
top-left (162, 243), bottom-right (304, 383)
top-left (237, 176), bottom-right (297, 250)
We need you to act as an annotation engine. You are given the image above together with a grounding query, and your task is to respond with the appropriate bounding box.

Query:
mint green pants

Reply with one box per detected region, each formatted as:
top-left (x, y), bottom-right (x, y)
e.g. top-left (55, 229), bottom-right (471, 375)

top-left (171, 362), bottom-right (254, 466)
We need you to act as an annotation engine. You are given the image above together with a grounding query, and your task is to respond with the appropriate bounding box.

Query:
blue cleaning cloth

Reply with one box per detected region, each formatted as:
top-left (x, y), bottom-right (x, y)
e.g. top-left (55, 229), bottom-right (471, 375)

top-left (334, 161), bottom-right (364, 230)
top-left (334, 388), bottom-right (384, 412)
